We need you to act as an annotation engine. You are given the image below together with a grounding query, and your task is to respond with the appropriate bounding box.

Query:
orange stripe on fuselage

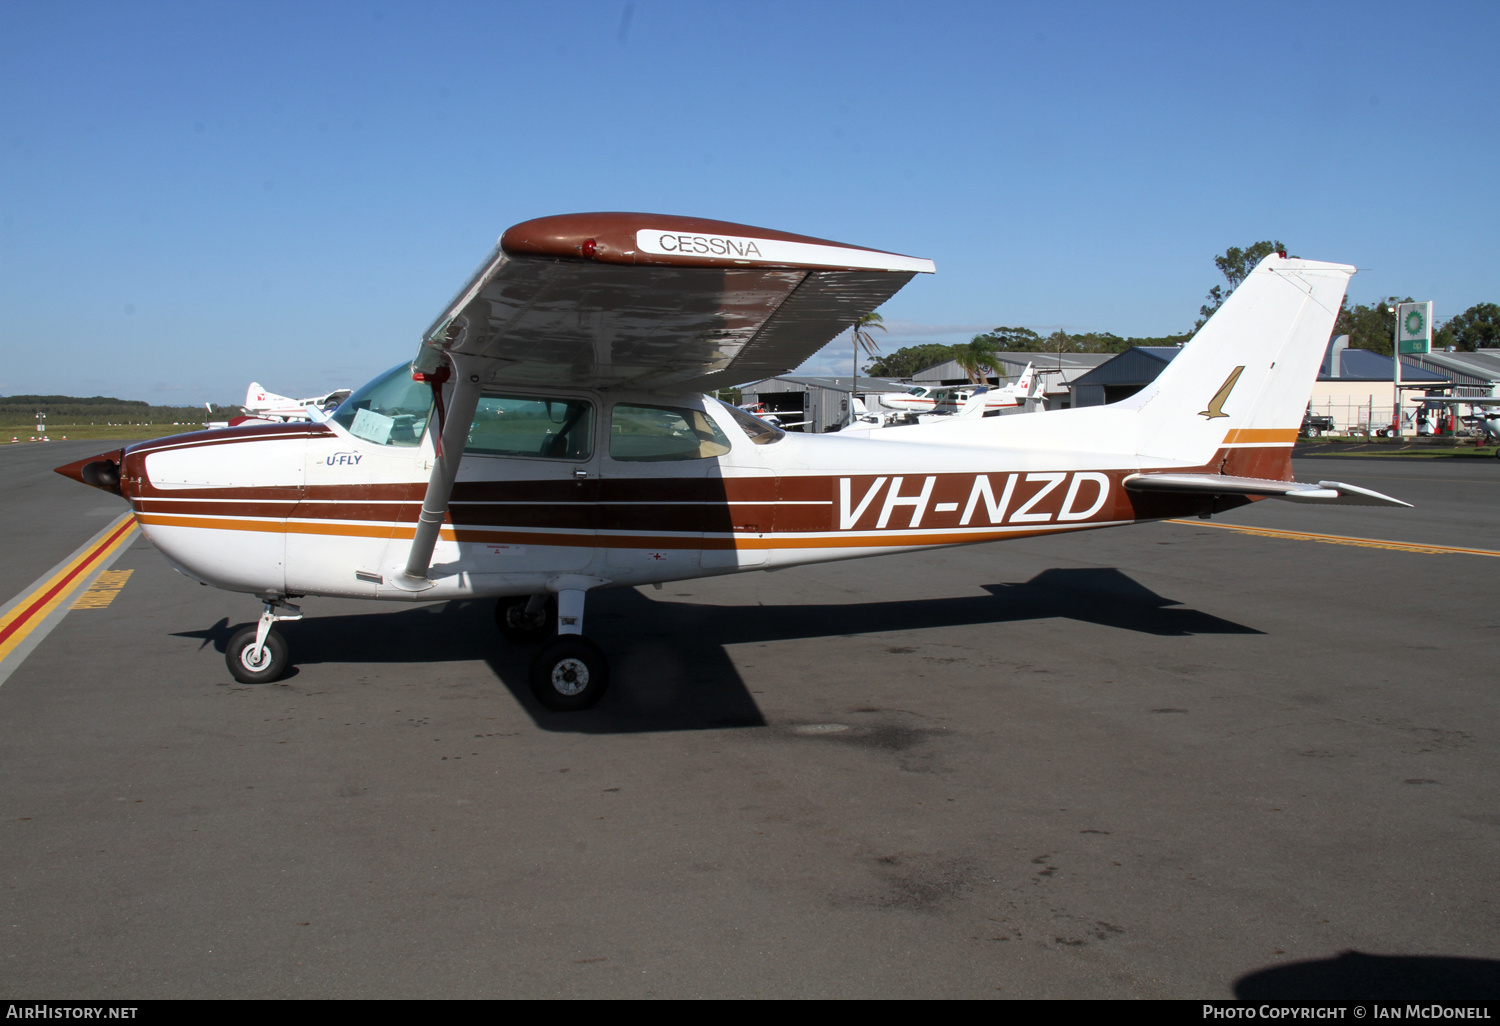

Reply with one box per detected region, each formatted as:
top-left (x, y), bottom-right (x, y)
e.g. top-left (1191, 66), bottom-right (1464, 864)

top-left (1222, 428), bottom-right (1298, 445)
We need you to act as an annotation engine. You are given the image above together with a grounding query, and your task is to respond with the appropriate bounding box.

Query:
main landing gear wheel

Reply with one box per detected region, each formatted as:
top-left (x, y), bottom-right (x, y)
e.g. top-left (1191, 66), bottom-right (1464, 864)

top-left (226, 625), bottom-right (289, 684)
top-left (495, 595), bottom-right (556, 643)
top-left (529, 636), bottom-right (610, 712)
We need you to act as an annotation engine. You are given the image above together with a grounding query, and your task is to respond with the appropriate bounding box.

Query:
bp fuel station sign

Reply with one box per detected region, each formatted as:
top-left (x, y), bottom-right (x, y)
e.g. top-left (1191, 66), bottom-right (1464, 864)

top-left (1397, 301), bottom-right (1434, 355)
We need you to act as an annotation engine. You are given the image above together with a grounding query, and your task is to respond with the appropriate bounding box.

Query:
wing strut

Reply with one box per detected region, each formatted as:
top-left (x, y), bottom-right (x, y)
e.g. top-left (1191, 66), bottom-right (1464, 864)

top-left (399, 354), bottom-right (484, 586)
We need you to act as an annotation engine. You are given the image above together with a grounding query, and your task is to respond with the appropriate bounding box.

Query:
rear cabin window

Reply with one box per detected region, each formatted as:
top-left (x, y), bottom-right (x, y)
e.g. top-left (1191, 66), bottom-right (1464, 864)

top-left (610, 404), bottom-right (732, 462)
top-left (465, 396), bottom-right (594, 460)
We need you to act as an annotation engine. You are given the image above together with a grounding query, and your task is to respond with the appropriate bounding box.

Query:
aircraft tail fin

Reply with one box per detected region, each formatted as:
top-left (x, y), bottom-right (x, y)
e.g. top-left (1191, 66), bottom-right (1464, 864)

top-left (244, 382), bottom-right (295, 411)
top-left (1014, 362), bottom-right (1035, 396)
top-left (1120, 254), bottom-right (1354, 475)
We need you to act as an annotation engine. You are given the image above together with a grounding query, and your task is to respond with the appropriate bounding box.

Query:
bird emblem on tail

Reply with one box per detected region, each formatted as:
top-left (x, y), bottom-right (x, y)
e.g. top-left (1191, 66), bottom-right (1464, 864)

top-left (1198, 366), bottom-right (1245, 419)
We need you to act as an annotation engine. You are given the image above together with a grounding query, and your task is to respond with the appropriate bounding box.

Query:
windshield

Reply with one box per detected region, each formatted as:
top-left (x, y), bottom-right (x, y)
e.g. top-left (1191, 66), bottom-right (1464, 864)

top-left (329, 364), bottom-right (435, 447)
top-left (717, 400), bottom-right (784, 445)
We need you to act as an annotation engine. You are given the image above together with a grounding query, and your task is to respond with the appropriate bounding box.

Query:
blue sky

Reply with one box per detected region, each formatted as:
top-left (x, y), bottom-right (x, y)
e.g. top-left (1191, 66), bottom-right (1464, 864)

top-left (2, 0), bottom-right (1495, 402)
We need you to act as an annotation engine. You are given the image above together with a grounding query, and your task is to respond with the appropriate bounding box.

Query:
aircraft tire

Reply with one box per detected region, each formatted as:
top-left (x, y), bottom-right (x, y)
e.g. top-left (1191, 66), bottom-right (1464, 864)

top-left (530, 636), bottom-right (609, 712)
top-left (226, 625), bottom-right (289, 684)
top-left (495, 595), bottom-right (556, 643)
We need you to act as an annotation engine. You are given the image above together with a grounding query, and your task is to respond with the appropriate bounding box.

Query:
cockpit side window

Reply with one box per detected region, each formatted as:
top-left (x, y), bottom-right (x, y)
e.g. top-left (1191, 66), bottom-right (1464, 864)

top-left (329, 364), bottom-right (434, 447)
top-left (465, 395), bottom-right (595, 460)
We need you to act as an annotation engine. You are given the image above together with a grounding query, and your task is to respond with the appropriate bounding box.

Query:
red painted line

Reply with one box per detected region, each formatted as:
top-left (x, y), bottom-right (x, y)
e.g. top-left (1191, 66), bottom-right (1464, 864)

top-left (0, 518), bottom-right (136, 648)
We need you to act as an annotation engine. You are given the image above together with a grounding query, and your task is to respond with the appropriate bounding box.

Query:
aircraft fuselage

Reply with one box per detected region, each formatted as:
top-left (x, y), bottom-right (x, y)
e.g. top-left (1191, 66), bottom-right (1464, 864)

top-left (79, 386), bottom-right (1260, 605)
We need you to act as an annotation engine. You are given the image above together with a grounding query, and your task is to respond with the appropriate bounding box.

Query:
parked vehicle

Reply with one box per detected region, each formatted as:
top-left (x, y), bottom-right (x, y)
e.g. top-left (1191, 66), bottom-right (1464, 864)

top-left (1301, 409), bottom-right (1336, 437)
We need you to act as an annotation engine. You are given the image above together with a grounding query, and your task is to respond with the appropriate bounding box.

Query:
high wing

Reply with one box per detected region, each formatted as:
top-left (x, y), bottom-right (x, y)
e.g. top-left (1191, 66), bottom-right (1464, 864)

top-left (410, 213), bottom-right (934, 393)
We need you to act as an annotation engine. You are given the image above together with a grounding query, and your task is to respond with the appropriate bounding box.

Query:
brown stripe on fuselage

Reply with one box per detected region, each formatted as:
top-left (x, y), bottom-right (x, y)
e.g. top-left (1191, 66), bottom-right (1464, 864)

top-left (128, 444), bottom-right (1296, 546)
top-left (136, 510), bottom-right (1115, 553)
top-left (127, 422), bottom-right (331, 457)
top-left (1215, 444), bottom-right (1294, 481)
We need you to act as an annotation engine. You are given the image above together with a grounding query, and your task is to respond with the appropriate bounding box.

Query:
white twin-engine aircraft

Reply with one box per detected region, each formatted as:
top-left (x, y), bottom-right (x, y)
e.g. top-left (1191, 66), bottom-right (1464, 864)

top-left (58, 213), bottom-right (1409, 711)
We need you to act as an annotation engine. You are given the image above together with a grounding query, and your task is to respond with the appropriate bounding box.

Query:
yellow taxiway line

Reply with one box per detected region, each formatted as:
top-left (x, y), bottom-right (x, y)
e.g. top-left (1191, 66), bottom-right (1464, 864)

top-left (0, 513), bottom-right (139, 678)
top-left (1167, 519), bottom-right (1500, 558)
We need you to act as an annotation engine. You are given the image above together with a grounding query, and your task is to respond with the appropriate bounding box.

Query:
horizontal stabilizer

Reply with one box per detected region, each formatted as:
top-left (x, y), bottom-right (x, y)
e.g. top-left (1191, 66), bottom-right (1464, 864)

top-left (1123, 473), bottom-right (1411, 507)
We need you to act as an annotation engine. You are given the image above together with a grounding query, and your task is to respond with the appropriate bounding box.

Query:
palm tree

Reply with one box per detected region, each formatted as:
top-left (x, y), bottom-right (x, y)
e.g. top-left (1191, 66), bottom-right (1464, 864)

top-left (849, 311), bottom-right (885, 422)
top-left (953, 336), bottom-right (1001, 384)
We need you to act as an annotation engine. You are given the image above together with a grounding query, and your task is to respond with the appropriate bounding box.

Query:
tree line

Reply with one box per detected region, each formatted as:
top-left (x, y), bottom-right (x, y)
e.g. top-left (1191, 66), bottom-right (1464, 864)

top-left (0, 395), bottom-right (233, 423)
top-left (865, 241), bottom-right (1497, 380)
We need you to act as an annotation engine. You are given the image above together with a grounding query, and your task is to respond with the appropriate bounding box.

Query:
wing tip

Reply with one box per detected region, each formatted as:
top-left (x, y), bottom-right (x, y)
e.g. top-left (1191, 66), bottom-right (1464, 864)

top-left (500, 212), bottom-right (934, 273)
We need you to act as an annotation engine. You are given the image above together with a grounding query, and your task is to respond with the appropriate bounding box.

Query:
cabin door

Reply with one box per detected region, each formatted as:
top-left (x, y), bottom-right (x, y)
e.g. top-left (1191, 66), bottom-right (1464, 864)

top-left (449, 392), bottom-right (600, 575)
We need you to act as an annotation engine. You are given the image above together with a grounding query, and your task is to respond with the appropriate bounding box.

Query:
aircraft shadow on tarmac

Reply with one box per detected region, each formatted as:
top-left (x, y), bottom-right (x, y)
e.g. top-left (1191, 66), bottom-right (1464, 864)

top-left (1235, 950), bottom-right (1500, 1001)
top-left (174, 567), bottom-right (1260, 735)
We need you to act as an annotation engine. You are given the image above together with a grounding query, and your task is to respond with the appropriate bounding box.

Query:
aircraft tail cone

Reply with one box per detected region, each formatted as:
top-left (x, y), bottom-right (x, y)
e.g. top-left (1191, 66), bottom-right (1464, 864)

top-left (55, 449), bottom-right (125, 496)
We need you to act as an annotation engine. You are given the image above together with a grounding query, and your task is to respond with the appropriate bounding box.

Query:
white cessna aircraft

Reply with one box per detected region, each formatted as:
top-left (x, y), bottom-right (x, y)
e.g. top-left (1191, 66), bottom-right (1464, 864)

top-left (58, 213), bottom-right (1407, 711)
top-left (880, 363), bottom-right (1041, 420)
top-left (878, 383), bottom-right (946, 414)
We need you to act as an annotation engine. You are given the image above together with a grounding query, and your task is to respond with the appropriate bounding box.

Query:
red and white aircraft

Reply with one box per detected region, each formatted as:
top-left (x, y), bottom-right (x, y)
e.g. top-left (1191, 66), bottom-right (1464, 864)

top-left (205, 384), bottom-right (354, 430)
top-left (879, 363), bottom-right (1041, 420)
top-left (968, 361), bottom-right (1041, 413)
top-left (236, 383), bottom-right (353, 426)
top-left (878, 383), bottom-right (945, 414)
top-left (57, 213), bottom-right (1407, 710)
top-left (245, 382), bottom-right (353, 421)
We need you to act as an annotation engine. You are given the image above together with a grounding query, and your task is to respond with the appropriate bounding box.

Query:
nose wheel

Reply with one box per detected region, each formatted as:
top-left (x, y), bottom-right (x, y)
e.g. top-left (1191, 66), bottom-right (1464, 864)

top-left (226, 625), bottom-right (288, 683)
top-left (495, 594), bottom-right (556, 643)
top-left (226, 598), bottom-right (301, 684)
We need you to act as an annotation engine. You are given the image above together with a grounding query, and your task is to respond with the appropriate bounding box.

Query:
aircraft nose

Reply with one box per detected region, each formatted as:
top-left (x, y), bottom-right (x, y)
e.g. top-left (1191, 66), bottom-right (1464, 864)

top-left (54, 448), bottom-right (126, 496)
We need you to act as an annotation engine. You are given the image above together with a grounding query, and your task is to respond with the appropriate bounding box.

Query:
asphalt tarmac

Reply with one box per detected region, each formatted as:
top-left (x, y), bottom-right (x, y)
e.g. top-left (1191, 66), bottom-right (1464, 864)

top-left (2, 441), bottom-right (1497, 998)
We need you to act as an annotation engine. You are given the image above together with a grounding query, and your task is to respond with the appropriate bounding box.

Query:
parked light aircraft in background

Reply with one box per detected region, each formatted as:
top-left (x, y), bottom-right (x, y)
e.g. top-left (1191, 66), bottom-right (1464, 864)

top-left (1406, 395), bottom-right (1500, 451)
top-left (879, 383), bottom-right (945, 414)
top-left (207, 387), bottom-right (355, 432)
top-left (58, 213), bottom-right (1408, 711)
top-left (205, 383), bottom-right (354, 430)
top-left (929, 363), bottom-right (1043, 420)
top-left (958, 361), bottom-right (1041, 414)
top-left (879, 363), bottom-right (1041, 421)
top-left (242, 383), bottom-right (353, 423)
